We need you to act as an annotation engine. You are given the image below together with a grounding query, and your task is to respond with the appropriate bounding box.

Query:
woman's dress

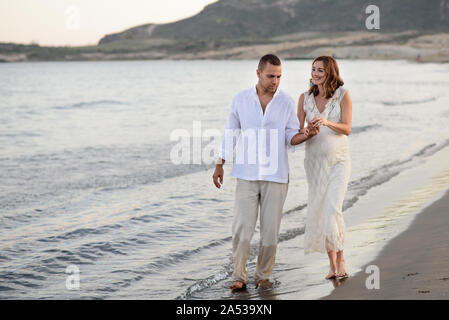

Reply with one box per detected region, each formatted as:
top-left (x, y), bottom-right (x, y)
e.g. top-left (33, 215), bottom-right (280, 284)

top-left (303, 86), bottom-right (351, 254)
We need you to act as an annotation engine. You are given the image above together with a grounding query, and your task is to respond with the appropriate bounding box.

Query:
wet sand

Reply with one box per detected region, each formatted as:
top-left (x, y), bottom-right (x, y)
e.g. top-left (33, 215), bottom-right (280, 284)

top-left (323, 188), bottom-right (449, 300)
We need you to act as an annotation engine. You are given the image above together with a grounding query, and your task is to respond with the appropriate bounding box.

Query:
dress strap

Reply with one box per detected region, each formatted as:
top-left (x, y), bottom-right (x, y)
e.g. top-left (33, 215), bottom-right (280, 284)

top-left (303, 91), bottom-right (313, 113)
top-left (337, 87), bottom-right (347, 104)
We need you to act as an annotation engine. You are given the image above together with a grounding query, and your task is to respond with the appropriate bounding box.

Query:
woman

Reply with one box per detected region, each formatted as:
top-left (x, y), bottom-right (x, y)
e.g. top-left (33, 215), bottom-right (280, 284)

top-left (297, 56), bottom-right (352, 280)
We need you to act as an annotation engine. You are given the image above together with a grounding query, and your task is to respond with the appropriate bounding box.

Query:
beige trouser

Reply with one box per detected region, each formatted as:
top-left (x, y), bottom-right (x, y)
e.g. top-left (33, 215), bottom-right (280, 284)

top-left (232, 178), bottom-right (288, 284)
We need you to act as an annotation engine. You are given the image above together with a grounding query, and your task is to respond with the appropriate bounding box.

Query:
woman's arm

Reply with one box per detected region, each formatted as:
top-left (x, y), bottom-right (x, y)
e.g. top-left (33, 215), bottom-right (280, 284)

top-left (297, 93), bottom-right (306, 130)
top-left (311, 91), bottom-right (352, 136)
top-left (298, 93), bottom-right (320, 140)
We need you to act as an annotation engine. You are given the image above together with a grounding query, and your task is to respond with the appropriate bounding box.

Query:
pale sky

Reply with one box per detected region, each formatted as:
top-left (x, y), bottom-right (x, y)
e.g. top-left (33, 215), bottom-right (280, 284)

top-left (0, 0), bottom-right (218, 46)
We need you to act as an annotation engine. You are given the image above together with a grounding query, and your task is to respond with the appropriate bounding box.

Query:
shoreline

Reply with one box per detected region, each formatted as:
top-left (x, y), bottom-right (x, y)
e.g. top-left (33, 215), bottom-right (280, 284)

top-left (318, 143), bottom-right (449, 300)
top-left (1, 32), bottom-right (448, 63)
top-left (285, 143), bottom-right (449, 300)
top-left (1, 53), bottom-right (447, 64)
top-left (320, 158), bottom-right (449, 300)
top-left (322, 187), bottom-right (449, 300)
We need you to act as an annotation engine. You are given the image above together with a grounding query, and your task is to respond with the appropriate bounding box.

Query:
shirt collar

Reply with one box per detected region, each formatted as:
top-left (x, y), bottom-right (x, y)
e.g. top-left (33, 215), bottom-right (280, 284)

top-left (253, 84), bottom-right (281, 100)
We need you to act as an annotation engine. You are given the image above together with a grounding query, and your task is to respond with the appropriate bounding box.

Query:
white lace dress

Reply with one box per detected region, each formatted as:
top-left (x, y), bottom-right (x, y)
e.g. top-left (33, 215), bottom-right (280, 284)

top-left (303, 86), bottom-right (351, 254)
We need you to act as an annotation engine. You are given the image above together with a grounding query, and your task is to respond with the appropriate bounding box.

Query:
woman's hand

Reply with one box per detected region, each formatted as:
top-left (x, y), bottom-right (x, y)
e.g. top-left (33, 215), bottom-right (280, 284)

top-left (311, 116), bottom-right (328, 128)
top-left (307, 121), bottom-right (320, 136)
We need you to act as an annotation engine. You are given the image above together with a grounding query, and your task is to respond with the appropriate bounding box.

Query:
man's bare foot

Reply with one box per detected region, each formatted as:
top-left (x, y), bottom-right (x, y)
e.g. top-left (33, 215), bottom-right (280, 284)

top-left (256, 279), bottom-right (271, 289)
top-left (230, 280), bottom-right (246, 291)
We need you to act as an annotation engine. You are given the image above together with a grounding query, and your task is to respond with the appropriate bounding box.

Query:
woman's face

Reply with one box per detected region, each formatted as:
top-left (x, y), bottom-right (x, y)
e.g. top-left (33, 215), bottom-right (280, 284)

top-left (311, 60), bottom-right (326, 85)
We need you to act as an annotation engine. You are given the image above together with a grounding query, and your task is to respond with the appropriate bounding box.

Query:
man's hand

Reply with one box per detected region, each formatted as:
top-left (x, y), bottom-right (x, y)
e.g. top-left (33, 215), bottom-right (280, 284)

top-left (307, 121), bottom-right (320, 136)
top-left (299, 127), bottom-right (310, 137)
top-left (291, 127), bottom-right (310, 145)
top-left (213, 164), bottom-right (224, 188)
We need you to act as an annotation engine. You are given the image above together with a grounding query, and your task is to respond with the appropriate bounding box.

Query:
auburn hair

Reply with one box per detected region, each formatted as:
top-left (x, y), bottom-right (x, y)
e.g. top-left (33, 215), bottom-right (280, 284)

top-left (308, 56), bottom-right (344, 99)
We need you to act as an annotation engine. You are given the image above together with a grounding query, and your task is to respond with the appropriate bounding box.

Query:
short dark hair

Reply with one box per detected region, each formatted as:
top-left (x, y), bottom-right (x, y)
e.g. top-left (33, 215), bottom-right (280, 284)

top-left (258, 54), bottom-right (281, 71)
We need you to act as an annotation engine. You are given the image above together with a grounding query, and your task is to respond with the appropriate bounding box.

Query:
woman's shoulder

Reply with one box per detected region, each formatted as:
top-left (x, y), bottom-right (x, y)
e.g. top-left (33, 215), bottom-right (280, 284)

top-left (300, 90), bottom-right (314, 112)
top-left (298, 90), bottom-right (312, 102)
top-left (298, 91), bottom-right (309, 100)
top-left (332, 86), bottom-right (348, 102)
top-left (301, 90), bottom-right (313, 100)
top-left (339, 86), bottom-right (348, 95)
top-left (339, 86), bottom-right (351, 101)
top-left (336, 85), bottom-right (346, 95)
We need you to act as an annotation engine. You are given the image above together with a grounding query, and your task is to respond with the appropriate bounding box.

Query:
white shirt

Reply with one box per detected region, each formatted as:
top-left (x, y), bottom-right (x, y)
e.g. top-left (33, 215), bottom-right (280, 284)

top-left (219, 86), bottom-right (300, 183)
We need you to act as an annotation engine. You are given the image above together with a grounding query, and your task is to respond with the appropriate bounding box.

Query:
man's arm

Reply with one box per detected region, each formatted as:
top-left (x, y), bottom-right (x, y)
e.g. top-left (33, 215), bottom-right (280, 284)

top-left (285, 99), bottom-right (303, 148)
top-left (213, 97), bottom-right (240, 189)
top-left (290, 130), bottom-right (308, 145)
top-left (288, 97), bottom-right (318, 146)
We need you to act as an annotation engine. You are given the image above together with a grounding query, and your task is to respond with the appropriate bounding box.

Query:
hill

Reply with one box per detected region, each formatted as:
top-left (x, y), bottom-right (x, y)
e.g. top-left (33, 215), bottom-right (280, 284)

top-left (1, 0), bottom-right (448, 62)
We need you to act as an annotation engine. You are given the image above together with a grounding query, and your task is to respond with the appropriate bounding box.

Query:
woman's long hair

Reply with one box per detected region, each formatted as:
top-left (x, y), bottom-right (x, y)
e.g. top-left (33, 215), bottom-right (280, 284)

top-left (308, 56), bottom-right (344, 99)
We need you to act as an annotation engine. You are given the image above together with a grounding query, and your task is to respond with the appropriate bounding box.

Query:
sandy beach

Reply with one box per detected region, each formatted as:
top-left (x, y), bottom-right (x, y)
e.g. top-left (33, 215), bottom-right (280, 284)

top-left (323, 189), bottom-right (449, 300)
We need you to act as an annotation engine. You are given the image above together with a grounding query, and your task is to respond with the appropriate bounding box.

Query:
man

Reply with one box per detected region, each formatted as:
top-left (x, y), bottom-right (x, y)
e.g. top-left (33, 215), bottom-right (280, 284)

top-left (213, 54), bottom-right (314, 290)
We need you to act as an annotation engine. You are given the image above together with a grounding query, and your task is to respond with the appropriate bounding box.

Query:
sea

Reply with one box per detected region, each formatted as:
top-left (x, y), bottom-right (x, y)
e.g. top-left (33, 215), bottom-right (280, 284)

top-left (1, 59), bottom-right (449, 299)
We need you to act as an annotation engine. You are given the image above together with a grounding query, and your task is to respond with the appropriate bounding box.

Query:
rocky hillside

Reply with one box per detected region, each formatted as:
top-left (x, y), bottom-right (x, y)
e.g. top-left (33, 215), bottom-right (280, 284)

top-left (1, 0), bottom-right (448, 62)
top-left (99, 0), bottom-right (449, 44)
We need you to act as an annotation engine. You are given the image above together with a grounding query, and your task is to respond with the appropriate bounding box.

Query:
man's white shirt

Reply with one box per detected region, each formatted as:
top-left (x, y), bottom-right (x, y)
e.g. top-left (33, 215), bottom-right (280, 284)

top-left (219, 86), bottom-right (300, 183)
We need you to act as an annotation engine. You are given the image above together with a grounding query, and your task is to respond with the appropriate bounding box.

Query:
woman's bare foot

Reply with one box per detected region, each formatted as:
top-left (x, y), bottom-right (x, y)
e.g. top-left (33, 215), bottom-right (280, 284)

top-left (326, 250), bottom-right (337, 280)
top-left (326, 250), bottom-right (337, 279)
top-left (325, 268), bottom-right (337, 280)
top-left (336, 253), bottom-right (348, 278)
top-left (230, 280), bottom-right (246, 290)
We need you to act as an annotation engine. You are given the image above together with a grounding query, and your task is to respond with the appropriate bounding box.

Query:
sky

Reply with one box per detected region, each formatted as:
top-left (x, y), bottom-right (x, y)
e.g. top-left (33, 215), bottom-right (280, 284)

top-left (0, 0), bottom-right (218, 46)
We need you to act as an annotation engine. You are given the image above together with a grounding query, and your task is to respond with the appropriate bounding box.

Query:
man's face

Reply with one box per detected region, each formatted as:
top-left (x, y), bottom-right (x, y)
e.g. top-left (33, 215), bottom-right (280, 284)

top-left (257, 63), bottom-right (282, 93)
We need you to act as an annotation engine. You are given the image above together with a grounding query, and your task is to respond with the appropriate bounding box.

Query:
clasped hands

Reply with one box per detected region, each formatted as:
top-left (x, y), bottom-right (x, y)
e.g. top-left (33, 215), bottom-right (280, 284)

top-left (301, 116), bottom-right (327, 137)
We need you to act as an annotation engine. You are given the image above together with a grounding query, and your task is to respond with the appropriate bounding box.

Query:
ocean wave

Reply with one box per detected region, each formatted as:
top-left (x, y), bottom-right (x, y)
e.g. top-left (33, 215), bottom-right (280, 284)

top-left (381, 97), bottom-right (437, 106)
top-left (284, 203), bottom-right (307, 216)
top-left (0, 285), bottom-right (15, 292)
top-left (143, 236), bottom-right (232, 274)
top-left (351, 124), bottom-right (381, 134)
top-left (0, 143), bottom-right (213, 214)
top-left (178, 267), bottom-right (232, 300)
top-left (0, 131), bottom-right (40, 138)
top-left (0, 270), bottom-right (46, 291)
top-left (344, 139), bottom-right (449, 211)
top-left (52, 226), bottom-right (306, 298)
top-left (92, 236), bottom-right (233, 294)
top-left (52, 100), bottom-right (126, 110)
top-left (37, 224), bottom-right (123, 243)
